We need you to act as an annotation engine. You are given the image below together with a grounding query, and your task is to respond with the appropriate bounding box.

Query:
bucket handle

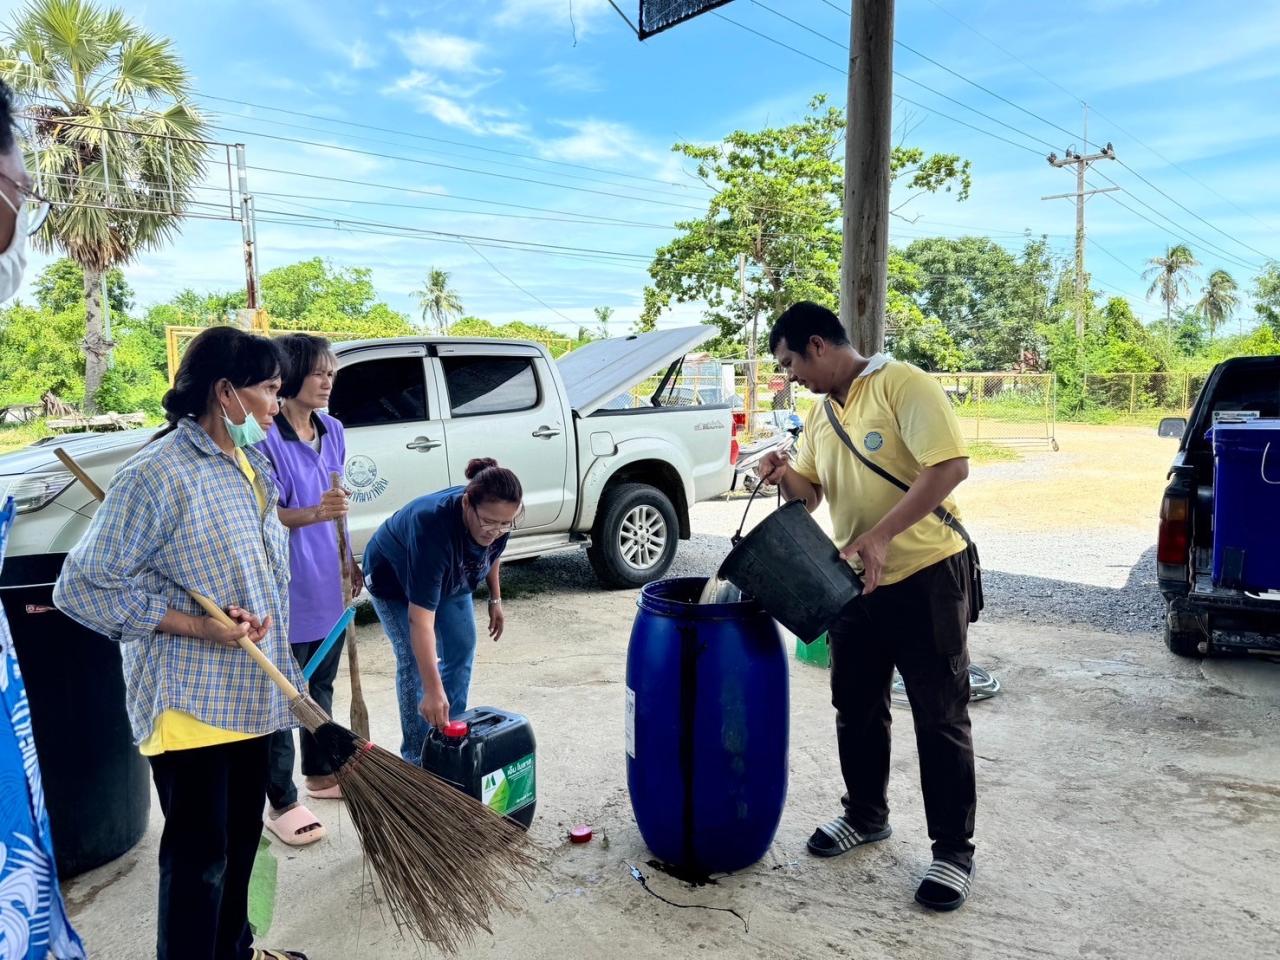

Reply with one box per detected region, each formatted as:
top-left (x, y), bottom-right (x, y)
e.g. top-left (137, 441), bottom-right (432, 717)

top-left (731, 435), bottom-right (800, 545)
top-left (1263, 443), bottom-right (1280, 486)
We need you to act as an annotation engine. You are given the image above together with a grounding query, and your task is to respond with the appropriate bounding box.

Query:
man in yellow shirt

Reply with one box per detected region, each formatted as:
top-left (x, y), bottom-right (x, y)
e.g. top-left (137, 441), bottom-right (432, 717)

top-left (759, 301), bottom-right (978, 912)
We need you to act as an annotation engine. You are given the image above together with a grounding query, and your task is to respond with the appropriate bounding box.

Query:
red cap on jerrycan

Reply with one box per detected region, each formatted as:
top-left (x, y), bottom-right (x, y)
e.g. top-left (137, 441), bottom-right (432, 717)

top-left (442, 721), bottom-right (469, 738)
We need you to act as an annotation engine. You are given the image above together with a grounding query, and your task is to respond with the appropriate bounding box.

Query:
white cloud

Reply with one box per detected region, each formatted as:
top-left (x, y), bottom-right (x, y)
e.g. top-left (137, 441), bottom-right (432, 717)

top-left (494, 0), bottom-right (613, 35)
top-left (395, 30), bottom-right (488, 73)
top-left (538, 119), bottom-right (656, 164)
top-left (539, 62), bottom-right (604, 93)
top-left (347, 39), bottom-right (375, 70)
top-left (296, 142), bottom-right (387, 177)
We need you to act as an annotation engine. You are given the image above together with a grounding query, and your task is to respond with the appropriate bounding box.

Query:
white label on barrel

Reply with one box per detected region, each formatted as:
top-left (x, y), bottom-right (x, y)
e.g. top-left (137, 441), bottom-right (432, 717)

top-left (625, 687), bottom-right (636, 758)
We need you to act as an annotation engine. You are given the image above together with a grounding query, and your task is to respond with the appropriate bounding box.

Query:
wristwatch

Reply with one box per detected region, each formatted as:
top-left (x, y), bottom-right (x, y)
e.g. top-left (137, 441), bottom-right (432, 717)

top-left (488, 598), bottom-right (502, 607)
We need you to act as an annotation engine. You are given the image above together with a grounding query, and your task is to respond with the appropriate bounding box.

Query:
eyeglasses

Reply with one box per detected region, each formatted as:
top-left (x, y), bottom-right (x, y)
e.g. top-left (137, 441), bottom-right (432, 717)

top-left (470, 501), bottom-right (523, 534)
top-left (0, 172), bottom-right (51, 235)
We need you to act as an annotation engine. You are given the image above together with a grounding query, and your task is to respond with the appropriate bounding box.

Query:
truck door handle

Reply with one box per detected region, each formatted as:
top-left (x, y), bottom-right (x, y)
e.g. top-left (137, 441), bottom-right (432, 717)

top-left (406, 436), bottom-right (442, 452)
top-left (531, 426), bottom-right (561, 439)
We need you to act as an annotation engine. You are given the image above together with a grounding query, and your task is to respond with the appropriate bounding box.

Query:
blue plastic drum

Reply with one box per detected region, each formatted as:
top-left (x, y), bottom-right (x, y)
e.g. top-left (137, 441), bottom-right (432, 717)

top-left (625, 578), bottom-right (788, 876)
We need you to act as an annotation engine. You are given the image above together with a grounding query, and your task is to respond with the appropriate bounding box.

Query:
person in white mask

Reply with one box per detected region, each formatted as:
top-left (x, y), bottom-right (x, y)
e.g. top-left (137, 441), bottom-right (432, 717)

top-left (0, 93), bottom-right (49, 301)
top-left (0, 80), bottom-right (86, 957)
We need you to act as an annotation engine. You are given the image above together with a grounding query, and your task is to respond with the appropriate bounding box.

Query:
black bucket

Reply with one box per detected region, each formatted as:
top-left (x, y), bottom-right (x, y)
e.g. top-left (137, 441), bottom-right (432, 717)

top-left (719, 500), bottom-right (862, 642)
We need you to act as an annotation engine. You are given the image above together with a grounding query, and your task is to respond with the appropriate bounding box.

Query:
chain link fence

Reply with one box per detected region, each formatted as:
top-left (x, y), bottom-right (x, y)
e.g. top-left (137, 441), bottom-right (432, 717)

top-left (1079, 372), bottom-right (1207, 422)
top-left (929, 373), bottom-right (1058, 448)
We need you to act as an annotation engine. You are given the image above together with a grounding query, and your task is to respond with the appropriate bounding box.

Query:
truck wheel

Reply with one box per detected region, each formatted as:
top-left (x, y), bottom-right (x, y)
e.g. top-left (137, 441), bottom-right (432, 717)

top-left (588, 483), bottom-right (679, 589)
top-left (1163, 621), bottom-right (1203, 658)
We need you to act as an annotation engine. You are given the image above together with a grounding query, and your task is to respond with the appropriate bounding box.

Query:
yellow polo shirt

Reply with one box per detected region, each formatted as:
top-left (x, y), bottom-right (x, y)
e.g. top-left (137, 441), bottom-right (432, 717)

top-left (139, 449), bottom-right (269, 756)
top-left (792, 355), bottom-right (969, 587)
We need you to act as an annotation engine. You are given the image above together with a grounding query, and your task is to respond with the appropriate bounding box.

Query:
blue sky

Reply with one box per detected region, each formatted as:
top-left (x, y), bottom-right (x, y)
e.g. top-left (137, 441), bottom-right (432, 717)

top-left (6, 0), bottom-right (1280, 334)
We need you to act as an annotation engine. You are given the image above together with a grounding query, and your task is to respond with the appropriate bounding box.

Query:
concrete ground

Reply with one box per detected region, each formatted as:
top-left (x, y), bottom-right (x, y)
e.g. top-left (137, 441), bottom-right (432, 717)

top-left (64, 425), bottom-right (1280, 959)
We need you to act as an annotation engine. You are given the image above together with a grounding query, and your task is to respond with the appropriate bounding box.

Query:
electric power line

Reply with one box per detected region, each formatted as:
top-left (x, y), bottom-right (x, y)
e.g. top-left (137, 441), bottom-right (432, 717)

top-left (711, 10), bottom-right (1046, 157)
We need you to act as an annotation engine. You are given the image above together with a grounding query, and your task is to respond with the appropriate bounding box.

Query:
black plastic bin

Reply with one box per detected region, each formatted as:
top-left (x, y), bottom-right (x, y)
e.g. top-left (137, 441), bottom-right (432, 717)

top-left (0, 553), bottom-right (150, 879)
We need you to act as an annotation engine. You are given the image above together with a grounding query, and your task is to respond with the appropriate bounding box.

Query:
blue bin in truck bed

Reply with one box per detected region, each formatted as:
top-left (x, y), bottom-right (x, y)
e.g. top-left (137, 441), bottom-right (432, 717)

top-left (1210, 419), bottom-right (1280, 591)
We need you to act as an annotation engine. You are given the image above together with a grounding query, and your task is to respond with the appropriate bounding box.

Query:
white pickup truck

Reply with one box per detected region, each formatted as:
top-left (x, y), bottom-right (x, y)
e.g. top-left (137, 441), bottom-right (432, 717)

top-left (0, 326), bottom-right (737, 590)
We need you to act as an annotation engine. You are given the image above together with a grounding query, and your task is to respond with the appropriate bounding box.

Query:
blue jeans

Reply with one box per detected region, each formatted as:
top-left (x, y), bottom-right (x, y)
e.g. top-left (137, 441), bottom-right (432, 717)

top-left (369, 590), bottom-right (477, 764)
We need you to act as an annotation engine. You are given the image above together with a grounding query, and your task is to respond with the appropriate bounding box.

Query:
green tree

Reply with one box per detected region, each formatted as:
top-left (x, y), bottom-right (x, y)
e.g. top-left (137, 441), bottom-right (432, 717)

top-left (1252, 261), bottom-right (1280, 335)
top-left (895, 236), bottom-right (1058, 369)
top-left (1194, 269), bottom-right (1238, 339)
top-left (642, 95), bottom-right (971, 351)
top-left (2, 0), bottom-right (209, 412)
top-left (1143, 244), bottom-right (1200, 330)
top-left (256, 258), bottom-right (413, 337)
top-left (593, 305), bottom-right (613, 339)
top-left (446, 315), bottom-right (584, 356)
top-left (0, 302), bottom-right (85, 404)
top-left (33, 257), bottom-right (132, 315)
top-left (413, 266), bottom-right (464, 334)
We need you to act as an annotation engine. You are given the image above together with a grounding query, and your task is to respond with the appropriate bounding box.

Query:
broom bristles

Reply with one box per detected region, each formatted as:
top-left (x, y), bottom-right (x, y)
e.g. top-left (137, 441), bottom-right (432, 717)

top-left (309, 717), bottom-right (539, 953)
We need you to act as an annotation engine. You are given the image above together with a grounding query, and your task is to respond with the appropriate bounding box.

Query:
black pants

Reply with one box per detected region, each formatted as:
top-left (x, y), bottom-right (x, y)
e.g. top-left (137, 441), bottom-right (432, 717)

top-left (827, 550), bottom-right (977, 868)
top-left (149, 736), bottom-right (271, 960)
top-left (266, 636), bottom-right (344, 809)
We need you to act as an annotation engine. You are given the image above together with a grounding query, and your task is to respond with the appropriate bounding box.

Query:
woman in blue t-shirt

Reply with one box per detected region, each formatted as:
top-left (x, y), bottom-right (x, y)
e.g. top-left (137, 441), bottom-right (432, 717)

top-left (363, 459), bottom-right (523, 763)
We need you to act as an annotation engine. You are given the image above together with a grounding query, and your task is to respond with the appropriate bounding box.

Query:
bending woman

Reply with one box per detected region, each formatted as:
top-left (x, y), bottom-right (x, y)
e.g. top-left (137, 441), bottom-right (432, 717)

top-left (363, 459), bottom-right (522, 764)
top-left (55, 326), bottom-right (309, 960)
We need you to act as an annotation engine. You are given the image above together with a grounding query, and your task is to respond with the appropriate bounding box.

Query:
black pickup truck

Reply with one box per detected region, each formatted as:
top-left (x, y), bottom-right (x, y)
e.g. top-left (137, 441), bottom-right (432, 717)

top-left (1156, 355), bottom-right (1280, 657)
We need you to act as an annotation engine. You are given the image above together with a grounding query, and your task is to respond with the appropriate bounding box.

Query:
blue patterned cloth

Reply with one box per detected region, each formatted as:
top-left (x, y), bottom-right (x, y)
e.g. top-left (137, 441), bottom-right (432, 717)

top-left (53, 418), bottom-right (303, 743)
top-left (0, 496), bottom-right (87, 958)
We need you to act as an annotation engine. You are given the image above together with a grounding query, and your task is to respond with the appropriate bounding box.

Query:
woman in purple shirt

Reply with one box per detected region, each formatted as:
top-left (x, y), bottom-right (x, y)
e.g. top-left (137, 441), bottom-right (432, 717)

top-left (258, 334), bottom-right (361, 846)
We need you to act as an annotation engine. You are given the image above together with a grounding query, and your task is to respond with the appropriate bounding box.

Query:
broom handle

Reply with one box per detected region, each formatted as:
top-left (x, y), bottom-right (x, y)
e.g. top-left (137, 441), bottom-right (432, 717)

top-left (55, 447), bottom-right (303, 701)
top-left (331, 472), bottom-right (352, 600)
top-left (330, 470), bottom-right (369, 737)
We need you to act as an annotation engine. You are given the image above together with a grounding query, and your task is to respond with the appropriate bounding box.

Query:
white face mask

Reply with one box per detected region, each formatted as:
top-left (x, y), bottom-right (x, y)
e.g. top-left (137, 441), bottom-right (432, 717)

top-left (0, 202), bottom-right (29, 303)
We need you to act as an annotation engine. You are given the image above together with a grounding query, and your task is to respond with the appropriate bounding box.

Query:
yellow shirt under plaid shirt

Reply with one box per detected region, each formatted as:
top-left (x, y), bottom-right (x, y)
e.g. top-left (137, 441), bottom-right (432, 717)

top-left (54, 418), bottom-right (303, 749)
top-left (792, 355), bottom-right (970, 587)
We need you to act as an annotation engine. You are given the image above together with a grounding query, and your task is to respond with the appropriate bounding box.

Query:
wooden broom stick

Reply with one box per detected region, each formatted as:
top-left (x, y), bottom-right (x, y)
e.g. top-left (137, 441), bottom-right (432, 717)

top-left (330, 471), bottom-right (370, 739)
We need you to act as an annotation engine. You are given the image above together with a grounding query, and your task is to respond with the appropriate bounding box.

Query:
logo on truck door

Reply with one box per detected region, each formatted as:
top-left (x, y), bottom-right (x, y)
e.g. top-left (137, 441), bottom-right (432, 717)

top-left (346, 455), bottom-right (389, 503)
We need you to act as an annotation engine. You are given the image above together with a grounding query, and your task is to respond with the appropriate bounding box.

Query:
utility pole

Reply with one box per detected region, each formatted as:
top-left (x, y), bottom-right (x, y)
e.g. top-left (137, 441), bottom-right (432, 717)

top-left (234, 143), bottom-right (260, 312)
top-left (1042, 106), bottom-right (1117, 338)
top-left (740, 252), bottom-right (759, 428)
top-left (840, 0), bottom-right (895, 354)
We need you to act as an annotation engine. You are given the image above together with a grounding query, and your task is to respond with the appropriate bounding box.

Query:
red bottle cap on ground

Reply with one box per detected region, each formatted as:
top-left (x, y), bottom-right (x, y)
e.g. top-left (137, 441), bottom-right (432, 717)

top-left (569, 824), bottom-right (592, 843)
top-left (442, 721), bottom-right (469, 738)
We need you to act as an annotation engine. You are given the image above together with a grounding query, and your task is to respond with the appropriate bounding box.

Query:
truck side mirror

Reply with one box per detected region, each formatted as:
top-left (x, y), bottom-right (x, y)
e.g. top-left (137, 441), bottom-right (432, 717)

top-left (1157, 417), bottom-right (1187, 439)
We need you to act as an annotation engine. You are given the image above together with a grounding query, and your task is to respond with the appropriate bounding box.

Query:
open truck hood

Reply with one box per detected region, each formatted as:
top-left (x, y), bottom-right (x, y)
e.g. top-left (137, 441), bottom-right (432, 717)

top-left (556, 325), bottom-right (717, 417)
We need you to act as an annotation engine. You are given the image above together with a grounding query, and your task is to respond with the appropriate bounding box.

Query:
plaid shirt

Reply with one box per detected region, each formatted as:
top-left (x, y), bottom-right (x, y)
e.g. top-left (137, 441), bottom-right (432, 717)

top-left (54, 418), bottom-right (303, 743)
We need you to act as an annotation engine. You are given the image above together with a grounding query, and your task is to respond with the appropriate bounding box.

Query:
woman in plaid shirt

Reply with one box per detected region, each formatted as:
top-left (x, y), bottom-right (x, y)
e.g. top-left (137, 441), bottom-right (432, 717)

top-left (55, 327), bottom-right (310, 960)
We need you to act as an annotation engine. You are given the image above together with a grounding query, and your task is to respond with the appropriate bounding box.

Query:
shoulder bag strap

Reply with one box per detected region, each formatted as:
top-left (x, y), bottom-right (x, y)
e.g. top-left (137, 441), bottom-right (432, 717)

top-left (822, 398), bottom-right (972, 545)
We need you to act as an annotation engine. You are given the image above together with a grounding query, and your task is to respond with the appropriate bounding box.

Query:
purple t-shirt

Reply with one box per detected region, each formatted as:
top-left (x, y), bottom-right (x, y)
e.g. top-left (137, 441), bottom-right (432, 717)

top-left (258, 411), bottom-right (349, 645)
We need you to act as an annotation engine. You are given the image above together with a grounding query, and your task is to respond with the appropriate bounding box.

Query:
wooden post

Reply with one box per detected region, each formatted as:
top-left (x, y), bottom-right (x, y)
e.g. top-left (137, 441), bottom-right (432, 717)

top-left (1129, 373), bottom-right (1137, 415)
top-left (840, 0), bottom-right (895, 353)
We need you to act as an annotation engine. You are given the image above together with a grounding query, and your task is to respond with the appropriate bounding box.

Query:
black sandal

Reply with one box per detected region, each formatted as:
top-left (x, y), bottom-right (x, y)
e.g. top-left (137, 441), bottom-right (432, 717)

top-left (253, 950), bottom-right (308, 960)
top-left (805, 817), bottom-right (892, 858)
top-left (914, 858), bottom-right (975, 911)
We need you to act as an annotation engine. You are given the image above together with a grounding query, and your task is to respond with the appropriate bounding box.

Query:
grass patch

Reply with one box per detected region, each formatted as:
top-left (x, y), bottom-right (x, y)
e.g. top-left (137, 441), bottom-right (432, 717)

top-left (0, 419), bottom-right (52, 455)
top-left (968, 441), bottom-right (1021, 463)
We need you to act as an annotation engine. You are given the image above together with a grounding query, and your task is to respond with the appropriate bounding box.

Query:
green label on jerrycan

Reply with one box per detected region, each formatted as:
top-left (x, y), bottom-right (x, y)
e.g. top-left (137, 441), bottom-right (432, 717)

top-left (482, 754), bottom-right (536, 815)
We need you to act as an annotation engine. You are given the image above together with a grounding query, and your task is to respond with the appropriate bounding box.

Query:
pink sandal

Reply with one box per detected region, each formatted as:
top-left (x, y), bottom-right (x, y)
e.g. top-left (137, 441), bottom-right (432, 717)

top-left (306, 783), bottom-right (342, 801)
top-left (264, 804), bottom-right (326, 847)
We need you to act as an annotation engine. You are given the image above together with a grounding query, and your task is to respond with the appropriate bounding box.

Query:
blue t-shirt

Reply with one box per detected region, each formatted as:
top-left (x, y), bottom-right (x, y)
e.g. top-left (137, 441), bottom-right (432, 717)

top-left (363, 487), bottom-right (508, 611)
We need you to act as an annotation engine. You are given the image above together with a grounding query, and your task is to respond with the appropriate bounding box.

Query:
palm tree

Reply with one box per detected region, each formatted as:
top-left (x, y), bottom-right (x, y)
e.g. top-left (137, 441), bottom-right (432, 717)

top-left (1143, 244), bottom-right (1200, 330)
top-left (1, 0), bottom-right (209, 412)
top-left (1195, 269), bottom-right (1239, 340)
top-left (413, 267), bottom-right (463, 334)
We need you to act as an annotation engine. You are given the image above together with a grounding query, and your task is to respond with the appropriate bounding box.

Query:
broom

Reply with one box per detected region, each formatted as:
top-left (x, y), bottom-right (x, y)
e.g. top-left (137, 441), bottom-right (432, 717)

top-left (56, 448), bottom-right (537, 953)
top-left (329, 471), bottom-right (370, 740)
